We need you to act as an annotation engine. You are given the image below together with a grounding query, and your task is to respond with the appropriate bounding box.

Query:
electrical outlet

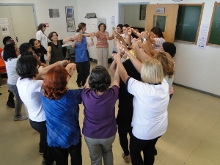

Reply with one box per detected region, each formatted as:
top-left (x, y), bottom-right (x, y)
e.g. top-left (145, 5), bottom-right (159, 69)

top-left (112, 27), bottom-right (115, 31)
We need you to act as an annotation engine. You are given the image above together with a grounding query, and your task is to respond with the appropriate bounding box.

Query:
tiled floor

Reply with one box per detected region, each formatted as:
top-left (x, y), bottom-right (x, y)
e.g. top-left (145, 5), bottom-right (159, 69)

top-left (0, 61), bottom-right (220, 165)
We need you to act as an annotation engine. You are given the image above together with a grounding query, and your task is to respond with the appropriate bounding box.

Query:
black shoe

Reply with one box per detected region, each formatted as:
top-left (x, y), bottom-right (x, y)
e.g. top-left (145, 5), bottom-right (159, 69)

top-left (6, 102), bottom-right (15, 108)
top-left (42, 159), bottom-right (46, 165)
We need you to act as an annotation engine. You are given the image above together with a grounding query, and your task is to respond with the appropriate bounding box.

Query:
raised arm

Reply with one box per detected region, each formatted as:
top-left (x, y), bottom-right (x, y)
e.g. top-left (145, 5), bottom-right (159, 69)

top-left (87, 33), bottom-right (94, 47)
top-left (113, 53), bottom-right (129, 84)
top-left (116, 39), bottom-right (142, 73)
top-left (63, 35), bottom-right (75, 44)
top-left (35, 60), bottom-right (68, 79)
top-left (112, 65), bottom-right (120, 87)
top-left (65, 63), bottom-right (76, 81)
top-left (106, 32), bottom-right (113, 40)
top-left (132, 40), bottom-right (144, 63)
top-left (47, 46), bottom-right (51, 61)
top-left (131, 28), bottom-right (141, 38)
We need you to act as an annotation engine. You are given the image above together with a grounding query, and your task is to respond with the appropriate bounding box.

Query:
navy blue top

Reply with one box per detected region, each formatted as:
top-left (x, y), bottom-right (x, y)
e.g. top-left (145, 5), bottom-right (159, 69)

top-left (42, 89), bottom-right (82, 148)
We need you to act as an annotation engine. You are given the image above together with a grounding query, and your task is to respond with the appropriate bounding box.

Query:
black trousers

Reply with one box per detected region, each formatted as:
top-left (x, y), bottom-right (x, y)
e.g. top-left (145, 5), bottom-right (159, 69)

top-left (50, 141), bottom-right (82, 165)
top-left (118, 124), bottom-right (132, 156)
top-left (76, 61), bottom-right (90, 86)
top-left (130, 133), bottom-right (159, 165)
top-left (29, 120), bottom-right (47, 158)
top-left (7, 90), bottom-right (14, 103)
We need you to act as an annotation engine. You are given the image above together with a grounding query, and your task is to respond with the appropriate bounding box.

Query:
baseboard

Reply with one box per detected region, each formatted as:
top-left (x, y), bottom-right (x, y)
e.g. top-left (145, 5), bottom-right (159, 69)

top-left (173, 83), bottom-right (220, 98)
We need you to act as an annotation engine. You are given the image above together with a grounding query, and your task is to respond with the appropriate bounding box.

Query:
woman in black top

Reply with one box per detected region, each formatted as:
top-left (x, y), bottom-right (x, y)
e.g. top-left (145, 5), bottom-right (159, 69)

top-left (29, 38), bottom-right (47, 64)
top-left (47, 31), bottom-right (74, 64)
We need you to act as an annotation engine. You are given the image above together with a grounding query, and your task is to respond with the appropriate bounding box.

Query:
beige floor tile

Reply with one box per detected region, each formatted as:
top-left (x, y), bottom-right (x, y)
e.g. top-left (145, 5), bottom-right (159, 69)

top-left (1, 61), bottom-right (220, 165)
top-left (184, 152), bottom-right (214, 165)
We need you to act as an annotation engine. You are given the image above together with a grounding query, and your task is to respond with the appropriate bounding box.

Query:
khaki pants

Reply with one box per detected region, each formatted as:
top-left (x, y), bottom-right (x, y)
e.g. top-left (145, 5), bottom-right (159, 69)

top-left (97, 47), bottom-right (108, 68)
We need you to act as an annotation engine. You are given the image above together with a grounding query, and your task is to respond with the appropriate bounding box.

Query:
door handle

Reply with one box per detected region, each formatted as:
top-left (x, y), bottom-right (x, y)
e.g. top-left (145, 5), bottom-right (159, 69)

top-left (16, 37), bottom-right (18, 42)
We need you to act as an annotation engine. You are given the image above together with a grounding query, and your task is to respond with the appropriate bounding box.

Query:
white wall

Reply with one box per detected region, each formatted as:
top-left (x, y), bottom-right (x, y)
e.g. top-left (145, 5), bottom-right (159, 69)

top-left (1, 0), bottom-right (220, 96)
top-left (0, 0), bottom-right (78, 39)
top-left (124, 5), bottom-right (145, 28)
top-left (77, 0), bottom-right (220, 96)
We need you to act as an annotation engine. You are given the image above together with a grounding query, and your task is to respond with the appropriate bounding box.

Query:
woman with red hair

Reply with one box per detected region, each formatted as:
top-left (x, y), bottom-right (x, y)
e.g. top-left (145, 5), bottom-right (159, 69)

top-left (42, 65), bottom-right (82, 165)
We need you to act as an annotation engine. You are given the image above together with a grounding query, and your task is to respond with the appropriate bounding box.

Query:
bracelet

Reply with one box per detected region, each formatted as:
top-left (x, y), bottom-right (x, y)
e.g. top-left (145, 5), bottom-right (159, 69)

top-left (68, 73), bottom-right (72, 78)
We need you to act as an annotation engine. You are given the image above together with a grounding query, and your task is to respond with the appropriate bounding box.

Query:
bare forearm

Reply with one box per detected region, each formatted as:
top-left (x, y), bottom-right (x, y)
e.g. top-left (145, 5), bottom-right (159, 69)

top-left (117, 59), bottom-right (129, 83)
top-left (133, 46), bottom-right (144, 63)
top-left (125, 50), bottom-right (142, 73)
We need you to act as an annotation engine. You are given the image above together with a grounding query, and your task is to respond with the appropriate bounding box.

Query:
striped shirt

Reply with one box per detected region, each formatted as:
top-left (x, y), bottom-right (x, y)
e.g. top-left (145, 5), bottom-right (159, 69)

top-left (96, 31), bottom-right (109, 48)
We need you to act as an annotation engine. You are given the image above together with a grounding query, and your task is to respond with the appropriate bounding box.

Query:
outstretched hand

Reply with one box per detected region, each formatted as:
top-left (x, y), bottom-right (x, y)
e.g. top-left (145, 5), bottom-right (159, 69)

top-left (60, 60), bottom-right (69, 67)
top-left (65, 63), bottom-right (76, 76)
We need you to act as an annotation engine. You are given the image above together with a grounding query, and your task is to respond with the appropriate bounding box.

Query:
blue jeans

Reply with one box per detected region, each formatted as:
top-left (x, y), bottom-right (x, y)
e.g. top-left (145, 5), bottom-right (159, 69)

top-left (7, 83), bottom-right (23, 117)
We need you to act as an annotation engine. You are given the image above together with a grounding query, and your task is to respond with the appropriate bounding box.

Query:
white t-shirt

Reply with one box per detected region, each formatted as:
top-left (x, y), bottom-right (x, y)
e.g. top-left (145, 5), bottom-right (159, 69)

top-left (127, 77), bottom-right (169, 140)
top-left (36, 30), bottom-right (48, 50)
top-left (17, 78), bottom-right (46, 122)
top-left (5, 58), bottom-right (19, 85)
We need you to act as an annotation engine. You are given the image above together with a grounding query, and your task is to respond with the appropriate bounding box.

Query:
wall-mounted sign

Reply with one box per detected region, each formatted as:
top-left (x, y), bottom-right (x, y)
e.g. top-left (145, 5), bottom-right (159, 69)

top-left (155, 7), bottom-right (165, 14)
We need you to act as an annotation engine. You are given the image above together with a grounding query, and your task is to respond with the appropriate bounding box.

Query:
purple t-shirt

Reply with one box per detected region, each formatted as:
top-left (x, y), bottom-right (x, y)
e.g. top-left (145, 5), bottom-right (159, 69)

top-left (82, 85), bottom-right (119, 138)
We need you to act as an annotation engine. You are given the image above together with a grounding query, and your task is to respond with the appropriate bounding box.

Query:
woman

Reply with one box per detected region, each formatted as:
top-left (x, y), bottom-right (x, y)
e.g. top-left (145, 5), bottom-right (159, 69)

top-left (72, 33), bottom-right (94, 87)
top-left (3, 43), bottom-right (27, 121)
top-left (16, 55), bottom-right (68, 164)
top-left (133, 26), bottom-right (165, 56)
top-left (29, 38), bottom-right (47, 63)
top-left (47, 31), bottom-right (74, 64)
top-left (82, 63), bottom-right (120, 165)
top-left (112, 24), bottom-right (123, 53)
top-left (76, 22), bottom-right (91, 68)
top-left (114, 44), bottom-right (169, 165)
top-left (36, 23), bottom-right (48, 50)
top-left (42, 65), bottom-right (82, 165)
top-left (160, 42), bottom-right (176, 97)
top-left (95, 23), bottom-right (113, 68)
top-left (154, 52), bottom-right (175, 98)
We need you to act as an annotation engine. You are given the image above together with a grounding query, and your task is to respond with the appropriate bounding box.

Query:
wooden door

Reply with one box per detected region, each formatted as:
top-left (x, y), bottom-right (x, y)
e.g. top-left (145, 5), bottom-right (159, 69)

top-left (145, 4), bottom-right (179, 42)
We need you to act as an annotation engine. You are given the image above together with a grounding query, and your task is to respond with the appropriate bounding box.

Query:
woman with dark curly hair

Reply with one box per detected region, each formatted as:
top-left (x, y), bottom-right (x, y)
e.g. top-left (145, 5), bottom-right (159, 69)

top-left (81, 63), bottom-right (119, 165)
top-left (42, 64), bottom-right (82, 165)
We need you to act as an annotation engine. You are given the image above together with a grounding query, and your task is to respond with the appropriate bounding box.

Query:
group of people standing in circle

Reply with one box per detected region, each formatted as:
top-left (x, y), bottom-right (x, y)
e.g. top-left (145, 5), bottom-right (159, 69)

top-left (1, 20), bottom-right (177, 165)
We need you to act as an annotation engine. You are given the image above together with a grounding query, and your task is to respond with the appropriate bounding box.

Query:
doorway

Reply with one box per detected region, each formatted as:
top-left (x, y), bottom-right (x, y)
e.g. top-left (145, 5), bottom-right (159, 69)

top-left (118, 2), bottom-right (149, 30)
top-left (0, 4), bottom-right (37, 48)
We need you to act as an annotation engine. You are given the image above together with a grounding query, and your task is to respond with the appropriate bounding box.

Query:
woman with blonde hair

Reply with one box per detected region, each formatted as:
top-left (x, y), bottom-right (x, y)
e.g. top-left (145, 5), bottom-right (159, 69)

top-left (114, 43), bottom-right (169, 165)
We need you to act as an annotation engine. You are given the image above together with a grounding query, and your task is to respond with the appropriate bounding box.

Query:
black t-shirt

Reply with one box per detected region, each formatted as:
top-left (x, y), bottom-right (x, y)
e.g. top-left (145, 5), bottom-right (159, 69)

top-left (116, 59), bottom-right (141, 126)
top-left (33, 45), bottom-right (47, 63)
top-left (48, 40), bottom-right (63, 47)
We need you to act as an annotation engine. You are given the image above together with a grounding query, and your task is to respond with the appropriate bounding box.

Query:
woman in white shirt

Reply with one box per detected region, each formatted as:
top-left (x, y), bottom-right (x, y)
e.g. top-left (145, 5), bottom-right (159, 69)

top-left (36, 23), bottom-right (48, 50)
top-left (114, 42), bottom-right (169, 165)
top-left (16, 55), bottom-right (68, 164)
top-left (3, 43), bottom-right (27, 121)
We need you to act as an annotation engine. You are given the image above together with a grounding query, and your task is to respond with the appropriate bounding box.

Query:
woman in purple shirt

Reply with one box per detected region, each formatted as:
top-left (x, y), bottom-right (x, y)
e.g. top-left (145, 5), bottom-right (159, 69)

top-left (82, 63), bottom-right (119, 165)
